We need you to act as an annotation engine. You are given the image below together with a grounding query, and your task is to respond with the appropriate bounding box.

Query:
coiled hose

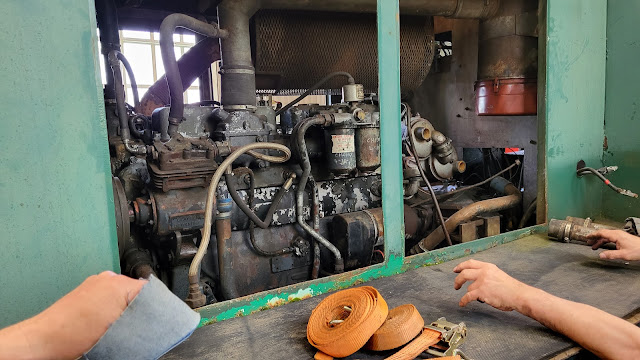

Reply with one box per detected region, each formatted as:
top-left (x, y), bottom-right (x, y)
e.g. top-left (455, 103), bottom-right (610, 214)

top-left (185, 142), bottom-right (291, 307)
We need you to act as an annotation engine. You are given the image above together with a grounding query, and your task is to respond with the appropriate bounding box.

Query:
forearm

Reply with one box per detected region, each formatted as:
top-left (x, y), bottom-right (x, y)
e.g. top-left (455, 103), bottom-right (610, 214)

top-left (0, 316), bottom-right (49, 360)
top-left (518, 286), bottom-right (640, 359)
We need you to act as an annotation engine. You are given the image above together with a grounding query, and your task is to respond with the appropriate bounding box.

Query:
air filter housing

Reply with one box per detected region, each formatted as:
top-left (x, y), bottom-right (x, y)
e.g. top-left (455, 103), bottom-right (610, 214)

top-left (253, 10), bottom-right (435, 95)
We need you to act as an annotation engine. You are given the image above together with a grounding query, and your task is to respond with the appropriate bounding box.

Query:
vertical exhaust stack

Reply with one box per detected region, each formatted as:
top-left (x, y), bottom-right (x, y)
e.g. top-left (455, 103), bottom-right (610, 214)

top-left (218, 0), bottom-right (260, 111)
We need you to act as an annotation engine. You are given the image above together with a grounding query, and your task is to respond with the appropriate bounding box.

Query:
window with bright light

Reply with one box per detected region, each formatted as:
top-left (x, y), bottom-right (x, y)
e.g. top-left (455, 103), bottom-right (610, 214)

top-left (99, 29), bottom-right (201, 104)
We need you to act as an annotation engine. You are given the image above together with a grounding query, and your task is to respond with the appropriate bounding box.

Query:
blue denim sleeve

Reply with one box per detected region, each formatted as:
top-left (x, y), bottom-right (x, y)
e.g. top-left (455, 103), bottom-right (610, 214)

top-left (81, 275), bottom-right (201, 360)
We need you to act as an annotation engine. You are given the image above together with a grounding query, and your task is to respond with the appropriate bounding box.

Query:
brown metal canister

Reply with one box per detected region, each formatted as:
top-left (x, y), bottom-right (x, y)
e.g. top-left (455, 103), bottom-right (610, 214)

top-left (325, 127), bottom-right (357, 175)
top-left (355, 127), bottom-right (381, 172)
top-left (475, 78), bottom-right (537, 115)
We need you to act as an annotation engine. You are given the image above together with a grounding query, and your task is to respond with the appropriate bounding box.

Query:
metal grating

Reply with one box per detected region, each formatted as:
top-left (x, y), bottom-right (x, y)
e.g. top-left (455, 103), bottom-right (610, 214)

top-left (254, 10), bottom-right (435, 94)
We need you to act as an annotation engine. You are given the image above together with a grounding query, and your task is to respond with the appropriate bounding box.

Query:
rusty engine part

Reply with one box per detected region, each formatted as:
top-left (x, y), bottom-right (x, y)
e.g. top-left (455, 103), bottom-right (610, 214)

top-left (98, 0), bottom-right (524, 306)
top-left (548, 217), bottom-right (618, 243)
top-left (332, 206), bottom-right (433, 270)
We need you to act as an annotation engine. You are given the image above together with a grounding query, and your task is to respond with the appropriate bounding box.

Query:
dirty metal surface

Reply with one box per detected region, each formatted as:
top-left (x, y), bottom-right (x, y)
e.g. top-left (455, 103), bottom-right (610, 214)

top-left (164, 233), bottom-right (640, 359)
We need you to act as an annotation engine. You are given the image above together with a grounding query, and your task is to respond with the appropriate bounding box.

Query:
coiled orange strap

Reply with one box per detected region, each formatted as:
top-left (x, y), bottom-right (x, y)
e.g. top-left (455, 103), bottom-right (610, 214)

top-left (308, 287), bottom-right (461, 359)
top-left (366, 304), bottom-right (425, 351)
top-left (307, 286), bottom-right (388, 358)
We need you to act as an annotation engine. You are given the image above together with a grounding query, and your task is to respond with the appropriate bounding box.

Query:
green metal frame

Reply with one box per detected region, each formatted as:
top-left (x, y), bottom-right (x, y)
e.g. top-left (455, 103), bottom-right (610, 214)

top-left (0, 0), bottom-right (120, 328)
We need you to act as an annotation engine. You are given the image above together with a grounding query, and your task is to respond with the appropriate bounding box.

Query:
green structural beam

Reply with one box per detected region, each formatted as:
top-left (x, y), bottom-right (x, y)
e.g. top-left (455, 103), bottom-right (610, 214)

top-left (195, 226), bottom-right (546, 326)
top-left (602, 0), bottom-right (640, 220)
top-left (377, 0), bottom-right (405, 266)
top-left (541, 0), bottom-right (607, 221)
top-left (0, 1), bottom-right (119, 327)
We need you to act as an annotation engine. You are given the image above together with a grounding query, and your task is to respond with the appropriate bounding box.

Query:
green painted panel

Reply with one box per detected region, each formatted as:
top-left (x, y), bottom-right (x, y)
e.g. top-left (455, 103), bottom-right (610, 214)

top-left (602, 0), bottom-right (640, 220)
top-left (544, 0), bottom-right (607, 220)
top-left (0, 0), bottom-right (119, 327)
top-left (377, 0), bottom-right (405, 264)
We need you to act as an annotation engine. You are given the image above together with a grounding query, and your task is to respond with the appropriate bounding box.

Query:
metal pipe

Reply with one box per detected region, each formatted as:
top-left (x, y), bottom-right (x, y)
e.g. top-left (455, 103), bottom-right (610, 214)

top-left (159, 14), bottom-right (228, 138)
top-left (260, 0), bottom-right (500, 18)
top-left (293, 116), bottom-right (344, 273)
top-left (185, 142), bottom-right (291, 307)
top-left (215, 197), bottom-right (239, 300)
top-left (136, 37), bottom-right (221, 116)
top-left (275, 72), bottom-right (355, 116)
top-left (548, 219), bottom-right (601, 243)
top-left (218, 0), bottom-right (259, 110)
top-left (409, 177), bottom-right (521, 254)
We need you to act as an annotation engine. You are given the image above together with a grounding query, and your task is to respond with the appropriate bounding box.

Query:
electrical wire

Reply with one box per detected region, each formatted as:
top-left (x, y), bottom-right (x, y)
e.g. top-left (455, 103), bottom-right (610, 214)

top-left (411, 160), bottom-right (521, 208)
top-left (405, 139), bottom-right (453, 247)
top-left (275, 72), bottom-right (355, 116)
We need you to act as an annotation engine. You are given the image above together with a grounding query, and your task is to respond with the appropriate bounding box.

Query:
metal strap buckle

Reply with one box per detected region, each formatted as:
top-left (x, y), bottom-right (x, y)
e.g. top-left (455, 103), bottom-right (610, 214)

top-left (423, 317), bottom-right (471, 359)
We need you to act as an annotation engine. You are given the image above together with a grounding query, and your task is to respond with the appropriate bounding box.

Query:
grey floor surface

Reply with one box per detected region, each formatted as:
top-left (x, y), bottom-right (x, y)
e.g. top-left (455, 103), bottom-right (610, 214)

top-left (164, 234), bottom-right (640, 359)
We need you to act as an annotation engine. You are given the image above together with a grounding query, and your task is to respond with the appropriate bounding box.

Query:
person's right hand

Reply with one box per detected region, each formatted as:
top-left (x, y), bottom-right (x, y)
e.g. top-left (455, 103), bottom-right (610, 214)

top-left (453, 259), bottom-right (532, 311)
top-left (586, 229), bottom-right (640, 261)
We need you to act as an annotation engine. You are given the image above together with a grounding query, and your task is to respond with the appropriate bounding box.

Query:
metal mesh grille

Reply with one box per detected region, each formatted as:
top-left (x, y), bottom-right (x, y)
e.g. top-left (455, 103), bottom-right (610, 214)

top-left (254, 10), bottom-right (435, 94)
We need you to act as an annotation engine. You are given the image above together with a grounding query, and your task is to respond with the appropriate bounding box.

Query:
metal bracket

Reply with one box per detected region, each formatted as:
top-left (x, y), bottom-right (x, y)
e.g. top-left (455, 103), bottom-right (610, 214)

top-left (423, 317), bottom-right (468, 358)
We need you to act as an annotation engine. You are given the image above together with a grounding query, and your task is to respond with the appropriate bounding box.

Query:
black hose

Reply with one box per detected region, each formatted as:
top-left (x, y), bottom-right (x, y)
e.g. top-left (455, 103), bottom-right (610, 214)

top-left (224, 168), bottom-right (296, 257)
top-left (519, 197), bottom-right (537, 229)
top-left (412, 160), bottom-right (521, 207)
top-left (406, 138), bottom-right (453, 247)
top-left (225, 170), bottom-right (292, 230)
top-left (95, 0), bottom-right (120, 99)
top-left (159, 14), bottom-right (227, 138)
top-left (275, 72), bottom-right (355, 116)
top-left (577, 167), bottom-right (638, 198)
top-left (107, 51), bottom-right (130, 141)
top-left (114, 51), bottom-right (139, 108)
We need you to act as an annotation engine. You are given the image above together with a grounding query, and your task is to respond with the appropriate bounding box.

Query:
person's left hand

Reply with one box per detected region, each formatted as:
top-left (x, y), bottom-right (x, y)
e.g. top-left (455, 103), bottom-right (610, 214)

top-left (453, 259), bottom-right (531, 311)
top-left (1, 271), bottom-right (146, 360)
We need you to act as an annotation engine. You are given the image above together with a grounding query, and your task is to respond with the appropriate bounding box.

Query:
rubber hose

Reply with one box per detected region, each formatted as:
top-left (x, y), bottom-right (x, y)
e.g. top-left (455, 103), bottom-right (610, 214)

top-left (159, 13), bottom-right (228, 137)
top-left (187, 143), bottom-right (290, 290)
top-left (410, 176), bottom-right (521, 254)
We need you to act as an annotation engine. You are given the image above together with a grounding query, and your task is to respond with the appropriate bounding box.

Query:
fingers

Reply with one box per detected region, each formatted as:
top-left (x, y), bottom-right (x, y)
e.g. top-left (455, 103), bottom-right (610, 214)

top-left (599, 250), bottom-right (628, 260)
top-left (453, 259), bottom-right (491, 273)
top-left (459, 290), bottom-right (481, 307)
top-left (589, 238), bottom-right (610, 250)
top-left (587, 229), bottom-right (620, 242)
top-left (453, 269), bottom-right (481, 290)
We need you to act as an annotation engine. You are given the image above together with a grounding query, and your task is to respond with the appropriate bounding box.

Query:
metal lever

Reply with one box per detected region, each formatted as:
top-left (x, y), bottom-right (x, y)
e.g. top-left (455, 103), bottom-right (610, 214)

top-left (423, 317), bottom-right (469, 358)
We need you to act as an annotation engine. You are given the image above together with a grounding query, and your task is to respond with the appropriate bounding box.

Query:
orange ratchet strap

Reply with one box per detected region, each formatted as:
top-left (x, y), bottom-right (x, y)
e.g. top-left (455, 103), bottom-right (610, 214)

top-left (307, 286), bottom-right (388, 358)
top-left (307, 286), bottom-right (467, 359)
top-left (366, 304), bottom-right (424, 351)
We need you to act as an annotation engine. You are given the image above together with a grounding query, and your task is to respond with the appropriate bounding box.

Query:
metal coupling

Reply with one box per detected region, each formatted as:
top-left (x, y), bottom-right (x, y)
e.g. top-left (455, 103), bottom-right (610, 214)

top-left (184, 283), bottom-right (206, 308)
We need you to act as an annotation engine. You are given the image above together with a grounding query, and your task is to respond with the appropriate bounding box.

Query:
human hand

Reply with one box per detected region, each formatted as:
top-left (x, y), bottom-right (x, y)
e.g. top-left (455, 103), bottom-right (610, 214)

top-left (586, 229), bottom-right (640, 261)
top-left (453, 259), bottom-right (531, 312)
top-left (0, 271), bottom-right (146, 360)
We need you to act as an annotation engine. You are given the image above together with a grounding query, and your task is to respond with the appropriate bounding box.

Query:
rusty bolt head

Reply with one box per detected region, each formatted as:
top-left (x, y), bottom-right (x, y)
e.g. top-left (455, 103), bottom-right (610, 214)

top-left (353, 109), bottom-right (366, 122)
top-left (242, 174), bottom-right (251, 185)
